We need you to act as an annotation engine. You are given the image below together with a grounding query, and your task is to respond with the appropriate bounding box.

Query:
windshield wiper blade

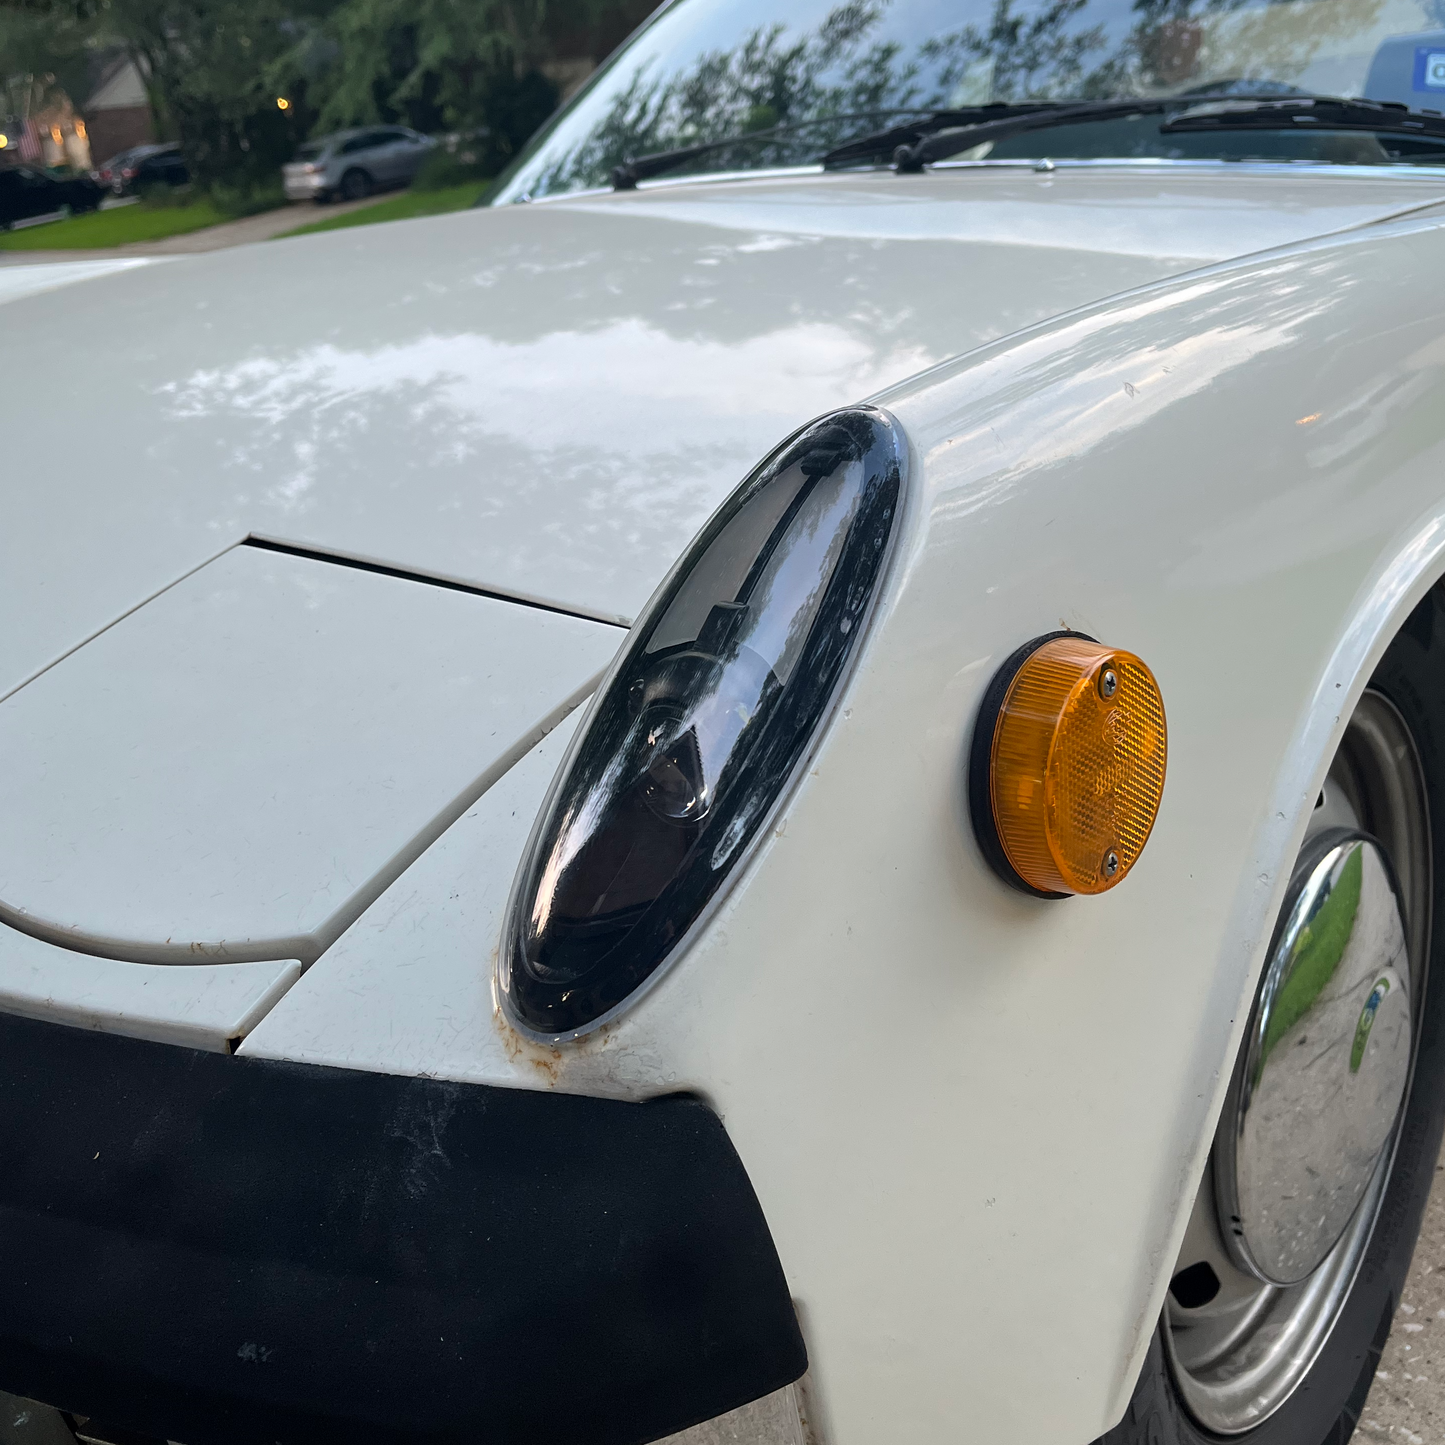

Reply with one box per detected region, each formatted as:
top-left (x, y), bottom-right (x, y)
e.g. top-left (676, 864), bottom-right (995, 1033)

top-left (819, 103), bottom-right (1069, 167)
top-left (610, 92), bottom-right (1440, 191)
top-left (1160, 96), bottom-right (1445, 146)
top-left (875, 95), bottom-right (1311, 171)
top-left (611, 109), bottom-right (937, 189)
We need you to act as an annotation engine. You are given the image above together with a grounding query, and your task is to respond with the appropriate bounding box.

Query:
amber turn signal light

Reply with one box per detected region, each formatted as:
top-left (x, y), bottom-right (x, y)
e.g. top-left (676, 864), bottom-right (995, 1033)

top-left (968, 632), bottom-right (1166, 898)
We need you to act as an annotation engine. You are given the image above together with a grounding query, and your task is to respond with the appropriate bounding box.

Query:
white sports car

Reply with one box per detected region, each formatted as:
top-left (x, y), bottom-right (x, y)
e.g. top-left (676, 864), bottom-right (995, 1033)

top-left (4, 0), bottom-right (1445, 1442)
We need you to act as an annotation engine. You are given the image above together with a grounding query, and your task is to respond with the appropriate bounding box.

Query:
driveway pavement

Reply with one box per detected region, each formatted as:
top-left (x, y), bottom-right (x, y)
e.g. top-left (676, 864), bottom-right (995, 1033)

top-left (664, 1384), bottom-right (808, 1444)
top-left (0, 194), bottom-right (390, 266)
top-left (1360, 1150), bottom-right (1445, 1443)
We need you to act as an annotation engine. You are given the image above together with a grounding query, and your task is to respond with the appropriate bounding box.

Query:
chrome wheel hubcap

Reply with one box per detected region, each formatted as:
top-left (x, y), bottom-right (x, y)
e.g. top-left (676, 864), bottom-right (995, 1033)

top-left (1165, 691), bottom-right (1432, 1433)
top-left (1218, 830), bottom-right (1412, 1286)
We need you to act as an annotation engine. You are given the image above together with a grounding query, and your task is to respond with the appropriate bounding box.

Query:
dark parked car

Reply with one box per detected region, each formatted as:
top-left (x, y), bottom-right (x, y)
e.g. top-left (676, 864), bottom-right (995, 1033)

top-left (93, 143), bottom-right (189, 196)
top-left (0, 166), bottom-right (103, 230)
top-left (125, 145), bottom-right (190, 194)
top-left (93, 144), bottom-right (148, 191)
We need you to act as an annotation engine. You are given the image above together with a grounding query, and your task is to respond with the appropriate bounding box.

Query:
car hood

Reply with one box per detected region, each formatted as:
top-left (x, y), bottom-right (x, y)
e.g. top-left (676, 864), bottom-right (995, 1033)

top-left (6, 165), bottom-right (1442, 701)
top-left (1, 165), bottom-right (1440, 965)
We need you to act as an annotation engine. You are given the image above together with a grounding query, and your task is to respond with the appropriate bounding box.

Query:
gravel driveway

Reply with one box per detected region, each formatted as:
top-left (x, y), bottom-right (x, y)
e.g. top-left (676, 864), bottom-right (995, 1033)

top-left (1360, 1152), bottom-right (1445, 1443)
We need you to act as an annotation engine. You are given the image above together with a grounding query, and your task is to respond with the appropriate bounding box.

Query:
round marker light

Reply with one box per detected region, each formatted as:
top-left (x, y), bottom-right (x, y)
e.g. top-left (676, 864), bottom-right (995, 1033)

top-left (969, 632), bottom-right (1166, 897)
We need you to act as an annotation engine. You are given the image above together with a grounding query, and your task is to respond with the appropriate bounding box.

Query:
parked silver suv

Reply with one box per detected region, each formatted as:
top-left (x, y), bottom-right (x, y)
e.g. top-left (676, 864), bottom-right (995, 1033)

top-left (282, 127), bottom-right (436, 203)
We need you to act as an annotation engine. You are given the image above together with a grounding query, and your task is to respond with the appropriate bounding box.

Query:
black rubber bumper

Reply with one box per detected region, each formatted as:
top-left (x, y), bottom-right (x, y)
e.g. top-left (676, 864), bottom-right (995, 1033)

top-left (0, 1011), bottom-right (805, 1445)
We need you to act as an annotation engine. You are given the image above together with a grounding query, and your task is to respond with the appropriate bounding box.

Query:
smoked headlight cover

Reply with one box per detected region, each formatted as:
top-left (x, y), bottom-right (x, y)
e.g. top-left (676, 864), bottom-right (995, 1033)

top-left (500, 408), bottom-right (906, 1037)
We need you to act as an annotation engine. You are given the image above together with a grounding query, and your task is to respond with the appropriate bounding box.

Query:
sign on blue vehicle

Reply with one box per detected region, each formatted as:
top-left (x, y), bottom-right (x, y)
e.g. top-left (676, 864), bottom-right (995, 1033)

top-left (1415, 46), bottom-right (1445, 89)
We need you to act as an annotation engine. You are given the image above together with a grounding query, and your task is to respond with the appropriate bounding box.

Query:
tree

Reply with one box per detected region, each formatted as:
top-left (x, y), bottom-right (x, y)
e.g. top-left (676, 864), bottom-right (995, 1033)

top-left (0, 3), bottom-right (98, 116)
top-left (5, 0), bottom-right (649, 188)
top-left (268, 0), bottom-right (594, 170)
top-left (2, 0), bottom-right (325, 187)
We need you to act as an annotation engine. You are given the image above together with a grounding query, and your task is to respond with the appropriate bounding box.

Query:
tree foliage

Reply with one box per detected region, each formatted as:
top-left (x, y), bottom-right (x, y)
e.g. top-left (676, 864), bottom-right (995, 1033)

top-left (267, 0), bottom-right (567, 170)
top-left (109, 0), bottom-right (322, 186)
top-left (0, 3), bottom-right (97, 118)
top-left (1, 0), bottom-right (638, 184)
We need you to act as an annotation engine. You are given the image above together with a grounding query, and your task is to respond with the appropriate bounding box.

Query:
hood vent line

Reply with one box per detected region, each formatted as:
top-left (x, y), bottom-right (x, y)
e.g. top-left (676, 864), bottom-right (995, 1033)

top-left (243, 537), bottom-right (631, 630)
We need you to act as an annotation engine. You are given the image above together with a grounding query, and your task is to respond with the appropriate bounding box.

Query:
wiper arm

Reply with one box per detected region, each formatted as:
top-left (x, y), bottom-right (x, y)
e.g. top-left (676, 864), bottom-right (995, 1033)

top-left (610, 109), bottom-right (936, 190)
top-left (819, 102), bottom-right (1070, 167)
top-left (1160, 96), bottom-right (1445, 146)
top-left (609, 92), bottom-right (1443, 191)
top-left (872, 95), bottom-right (1303, 171)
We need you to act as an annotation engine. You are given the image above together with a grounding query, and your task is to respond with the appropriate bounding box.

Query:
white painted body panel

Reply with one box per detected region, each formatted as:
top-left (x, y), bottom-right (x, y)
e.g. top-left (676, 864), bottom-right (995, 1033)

top-left (242, 714), bottom-right (583, 1082)
top-left (0, 924), bottom-right (297, 1052)
top-left (0, 257), bottom-right (160, 306)
top-left (10, 164), bottom-right (1445, 1444)
top-left (2, 167), bottom-right (1440, 706)
top-left (0, 544), bottom-right (615, 963)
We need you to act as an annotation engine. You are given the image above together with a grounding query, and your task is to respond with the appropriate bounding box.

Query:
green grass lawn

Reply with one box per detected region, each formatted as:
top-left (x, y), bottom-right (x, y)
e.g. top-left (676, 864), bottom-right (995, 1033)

top-left (0, 178), bottom-right (487, 252)
top-left (0, 197), bottom-right (234, 250)
top-left (273, 182), bottom-right (487, 239)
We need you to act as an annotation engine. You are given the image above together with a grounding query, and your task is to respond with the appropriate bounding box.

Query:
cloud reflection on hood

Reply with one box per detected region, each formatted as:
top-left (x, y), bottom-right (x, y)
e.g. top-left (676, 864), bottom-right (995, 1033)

top-left (158, 319), bottom-right (936, 620)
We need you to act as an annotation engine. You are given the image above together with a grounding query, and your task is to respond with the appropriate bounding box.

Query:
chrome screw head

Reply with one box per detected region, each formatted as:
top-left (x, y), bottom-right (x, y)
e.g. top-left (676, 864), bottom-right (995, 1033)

top-left (1099, 666), bottom-right (1119, 699)
top-left (1103, 849), bottom-right (1120, 878)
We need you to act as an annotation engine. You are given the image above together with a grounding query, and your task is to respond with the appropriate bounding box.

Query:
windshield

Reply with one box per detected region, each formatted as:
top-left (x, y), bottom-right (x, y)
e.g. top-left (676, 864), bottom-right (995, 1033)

top-left (492, 0), bottom-right (1445, 200)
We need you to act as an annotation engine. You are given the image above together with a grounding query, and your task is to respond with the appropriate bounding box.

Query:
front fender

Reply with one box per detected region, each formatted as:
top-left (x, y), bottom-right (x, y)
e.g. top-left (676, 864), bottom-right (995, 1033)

top-left (626, 211), bottom-right (1445, 1443)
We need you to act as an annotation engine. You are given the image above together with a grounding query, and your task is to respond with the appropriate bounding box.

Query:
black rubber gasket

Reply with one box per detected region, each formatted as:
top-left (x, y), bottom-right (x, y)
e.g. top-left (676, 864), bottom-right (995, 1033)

top-left (0, 1011), bottom-right (806, 1445)
top-left (967, 630), bottom-right (1096, 901)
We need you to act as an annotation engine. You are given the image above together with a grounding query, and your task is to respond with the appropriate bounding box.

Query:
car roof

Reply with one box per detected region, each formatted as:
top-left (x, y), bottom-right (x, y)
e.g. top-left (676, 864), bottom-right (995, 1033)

top-left (107, 142), bottom-right (171, 165)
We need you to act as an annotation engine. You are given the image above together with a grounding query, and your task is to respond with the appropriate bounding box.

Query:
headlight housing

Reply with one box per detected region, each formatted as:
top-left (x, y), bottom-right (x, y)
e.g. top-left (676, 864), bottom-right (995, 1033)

top-left (499, 407), bottom-right (907, 1038)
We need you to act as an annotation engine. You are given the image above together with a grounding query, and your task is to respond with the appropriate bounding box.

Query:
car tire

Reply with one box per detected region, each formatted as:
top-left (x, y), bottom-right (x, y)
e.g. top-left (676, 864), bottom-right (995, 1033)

top-left (1098, 585), bottom-right (1445, 1445)
top-left (339, 169), bottom-right (371, 202)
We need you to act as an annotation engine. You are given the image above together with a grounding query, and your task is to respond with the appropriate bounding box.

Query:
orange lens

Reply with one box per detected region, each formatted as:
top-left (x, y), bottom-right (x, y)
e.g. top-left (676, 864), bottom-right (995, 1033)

top-left (989, 637), bottom-right (1166, 895)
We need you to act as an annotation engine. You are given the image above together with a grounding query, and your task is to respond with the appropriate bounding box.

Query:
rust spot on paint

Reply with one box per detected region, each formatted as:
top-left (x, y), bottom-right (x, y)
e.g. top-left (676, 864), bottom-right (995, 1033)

top-left (490, 1009), bottom-right (619, 1085)
top-left (488, 945), bottom-right (623, 1086)
top-left (529, 1051), bottom-right (562, 1083)
top-left (491, 1001), bottom-right (565, 1084)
